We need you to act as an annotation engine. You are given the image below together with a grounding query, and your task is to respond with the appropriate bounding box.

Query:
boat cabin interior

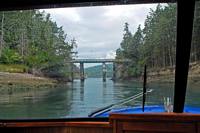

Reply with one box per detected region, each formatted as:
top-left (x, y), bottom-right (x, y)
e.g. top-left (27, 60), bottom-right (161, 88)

top-left (0, 0), bottom-right (199, 132)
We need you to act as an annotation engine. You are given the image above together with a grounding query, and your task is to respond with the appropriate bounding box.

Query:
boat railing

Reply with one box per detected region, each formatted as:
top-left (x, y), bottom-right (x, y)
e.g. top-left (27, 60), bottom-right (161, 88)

top-left (88, 89), bottom-right (153, 117)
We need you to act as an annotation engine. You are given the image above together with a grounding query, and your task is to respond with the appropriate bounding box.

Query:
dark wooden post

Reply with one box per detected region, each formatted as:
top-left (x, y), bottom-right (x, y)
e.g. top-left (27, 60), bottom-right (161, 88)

top-left (173, 0), bottom-right (195, 113)
top-left (142, 65), bottom-right (147, 112)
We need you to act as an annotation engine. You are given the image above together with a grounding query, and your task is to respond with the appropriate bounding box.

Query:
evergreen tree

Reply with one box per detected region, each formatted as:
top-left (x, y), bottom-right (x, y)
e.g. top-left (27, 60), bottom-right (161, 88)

top-left (0, 10), bottom-right (76, 79)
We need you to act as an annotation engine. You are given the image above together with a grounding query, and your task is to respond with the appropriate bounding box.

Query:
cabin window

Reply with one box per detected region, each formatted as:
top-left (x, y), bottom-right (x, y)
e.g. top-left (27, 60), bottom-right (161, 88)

top-left (0, 3), bottom-right (178, 119)
top-left (185, 1), bottom-right (200, 107)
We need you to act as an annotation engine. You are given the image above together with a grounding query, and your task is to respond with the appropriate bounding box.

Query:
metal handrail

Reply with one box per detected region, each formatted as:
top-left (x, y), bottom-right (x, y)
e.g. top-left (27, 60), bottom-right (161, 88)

top-left (112, 89), bottom-right (153, 108)
top-left (88, 89), bottom-right (153, 117)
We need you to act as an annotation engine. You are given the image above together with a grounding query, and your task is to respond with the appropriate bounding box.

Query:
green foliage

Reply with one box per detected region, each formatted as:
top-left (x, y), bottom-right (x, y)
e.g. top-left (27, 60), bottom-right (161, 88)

top-left (116, 3), bottom-right (200, 79)
top-left (41, 64), bottom-right (70, 78)
top-left (116, 23), bottom-right (143, 78)
top-left (116, 2), bottom-right (200, 78)
top-left (0, 64), bottom-right (28, 73)
top-left (127, 64), bottom-right (142, 77)
top-left (191, 1), bottom-right (200, 61)
top-left (0, 10), bottom-right (75, 79)
top-left (85, 64), bottom-right (113, 78)
top-left (0, 48), bottom-right (22, 64)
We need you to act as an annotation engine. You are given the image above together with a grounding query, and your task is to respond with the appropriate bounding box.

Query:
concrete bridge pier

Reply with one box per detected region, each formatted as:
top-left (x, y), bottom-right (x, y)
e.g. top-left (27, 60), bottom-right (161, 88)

top-left (102, 62), bottom-right (106, 82)
top-left (80, 62), bottom-right (85, 82)
top-left (71, 63), bottom-right (74, 82)
top-left (113, 62), bottom-right (116, 81)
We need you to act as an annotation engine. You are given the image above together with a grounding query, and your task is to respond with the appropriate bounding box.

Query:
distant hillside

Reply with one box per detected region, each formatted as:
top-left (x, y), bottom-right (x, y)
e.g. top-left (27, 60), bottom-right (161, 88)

top-left (85, 64), bottom-right (113, 78)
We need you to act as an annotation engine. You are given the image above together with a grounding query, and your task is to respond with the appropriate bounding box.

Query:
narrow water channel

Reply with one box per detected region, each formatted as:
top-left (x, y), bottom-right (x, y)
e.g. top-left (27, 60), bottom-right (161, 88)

top-left (0, 78), bottom-right (199, 119)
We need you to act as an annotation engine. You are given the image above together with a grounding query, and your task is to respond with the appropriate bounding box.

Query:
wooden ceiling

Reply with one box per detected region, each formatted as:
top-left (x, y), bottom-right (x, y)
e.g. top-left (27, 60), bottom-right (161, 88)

top-left (0, 0), bottom-right (176, 11)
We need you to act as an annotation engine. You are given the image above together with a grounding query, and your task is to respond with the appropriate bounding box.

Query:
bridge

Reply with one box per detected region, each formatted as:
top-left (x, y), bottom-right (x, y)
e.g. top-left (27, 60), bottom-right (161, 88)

top-left (69, 59), bottom-right (131, 82)
top-left (69, 59), bottom-right (131, 63)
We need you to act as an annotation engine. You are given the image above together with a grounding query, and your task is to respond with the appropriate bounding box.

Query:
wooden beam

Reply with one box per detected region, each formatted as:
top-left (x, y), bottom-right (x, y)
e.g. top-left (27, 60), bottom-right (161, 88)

top-left (0, 0), bottom-right (176, 11)
top-left (110, 113), bottom-right (200, 122)
top-left (3, 121), bottom-right (111, 128)
top-left (173, 0), bottom-right (195, 113)
top-left (110, 113), bottom-right (199, 133)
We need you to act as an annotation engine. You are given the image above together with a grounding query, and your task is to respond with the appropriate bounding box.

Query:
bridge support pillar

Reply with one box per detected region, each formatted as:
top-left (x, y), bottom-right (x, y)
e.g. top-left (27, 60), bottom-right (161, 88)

top-left (71, 63), bottom-right (74, 82)
top-left (102, 62), bottom-right (106, 82)
top-left (80, 62), bottom-right (85, 82)
top-left (113, 62), bottom-right (116, 81)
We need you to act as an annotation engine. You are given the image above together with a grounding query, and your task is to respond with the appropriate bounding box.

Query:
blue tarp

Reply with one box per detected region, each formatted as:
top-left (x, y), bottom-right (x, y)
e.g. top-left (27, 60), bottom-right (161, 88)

top-left (94, 105), bottom-right (200, 117)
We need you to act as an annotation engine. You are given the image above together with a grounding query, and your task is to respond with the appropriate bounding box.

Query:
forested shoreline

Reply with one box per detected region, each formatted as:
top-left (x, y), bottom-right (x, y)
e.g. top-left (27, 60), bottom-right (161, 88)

top-left (0, 10), bottom-right (76, 81)
top-left (0, 3), bottom-right (199, 82)
top-left (115, 3), bottom-right (200, 80)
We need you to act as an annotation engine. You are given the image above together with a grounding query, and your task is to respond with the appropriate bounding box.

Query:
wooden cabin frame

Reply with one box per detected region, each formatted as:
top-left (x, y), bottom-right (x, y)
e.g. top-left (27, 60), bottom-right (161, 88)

top-left (0, 0), bottom-right (199, 132)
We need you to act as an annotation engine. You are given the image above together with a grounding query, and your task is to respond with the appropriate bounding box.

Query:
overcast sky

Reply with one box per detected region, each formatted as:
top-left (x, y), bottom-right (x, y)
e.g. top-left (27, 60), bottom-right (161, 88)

top-left (43, 4), bottom-right (157, 67)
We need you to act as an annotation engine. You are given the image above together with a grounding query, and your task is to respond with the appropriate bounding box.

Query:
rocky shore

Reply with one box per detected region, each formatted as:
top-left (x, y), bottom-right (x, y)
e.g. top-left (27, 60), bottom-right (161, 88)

top-left (0, 72), bottom-right (58, 90)
top-left (116, 62), bottom-right (200, 86)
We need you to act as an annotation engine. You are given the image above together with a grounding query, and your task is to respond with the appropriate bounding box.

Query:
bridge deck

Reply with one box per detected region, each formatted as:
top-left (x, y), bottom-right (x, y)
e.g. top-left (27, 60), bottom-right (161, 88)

top-left (69, 59), bottom-right (131, 63)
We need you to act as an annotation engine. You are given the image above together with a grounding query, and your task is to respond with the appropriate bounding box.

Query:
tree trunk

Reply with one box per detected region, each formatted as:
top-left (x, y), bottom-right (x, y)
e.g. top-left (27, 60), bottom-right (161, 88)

top-left (168, 44), bottom-right (173, 67)
top-left (21, 29), bottom-right (27, 63)
top-left (0, 12), bottom-right (4, 57)
top-left (162, 44), bottom-right (166, 67)
top-left (21, 31), bottom-right (24, 58)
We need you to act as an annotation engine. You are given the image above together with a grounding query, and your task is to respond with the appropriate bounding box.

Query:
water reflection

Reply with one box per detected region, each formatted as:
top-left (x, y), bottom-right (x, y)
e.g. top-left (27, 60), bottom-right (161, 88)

top-left (80, 81), bottom-right (84, 101)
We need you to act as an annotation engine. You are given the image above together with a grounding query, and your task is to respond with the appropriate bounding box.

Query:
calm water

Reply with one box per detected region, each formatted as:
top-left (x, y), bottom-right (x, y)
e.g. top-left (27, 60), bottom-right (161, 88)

top-left (0, 78), bottom-right (199, 119)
